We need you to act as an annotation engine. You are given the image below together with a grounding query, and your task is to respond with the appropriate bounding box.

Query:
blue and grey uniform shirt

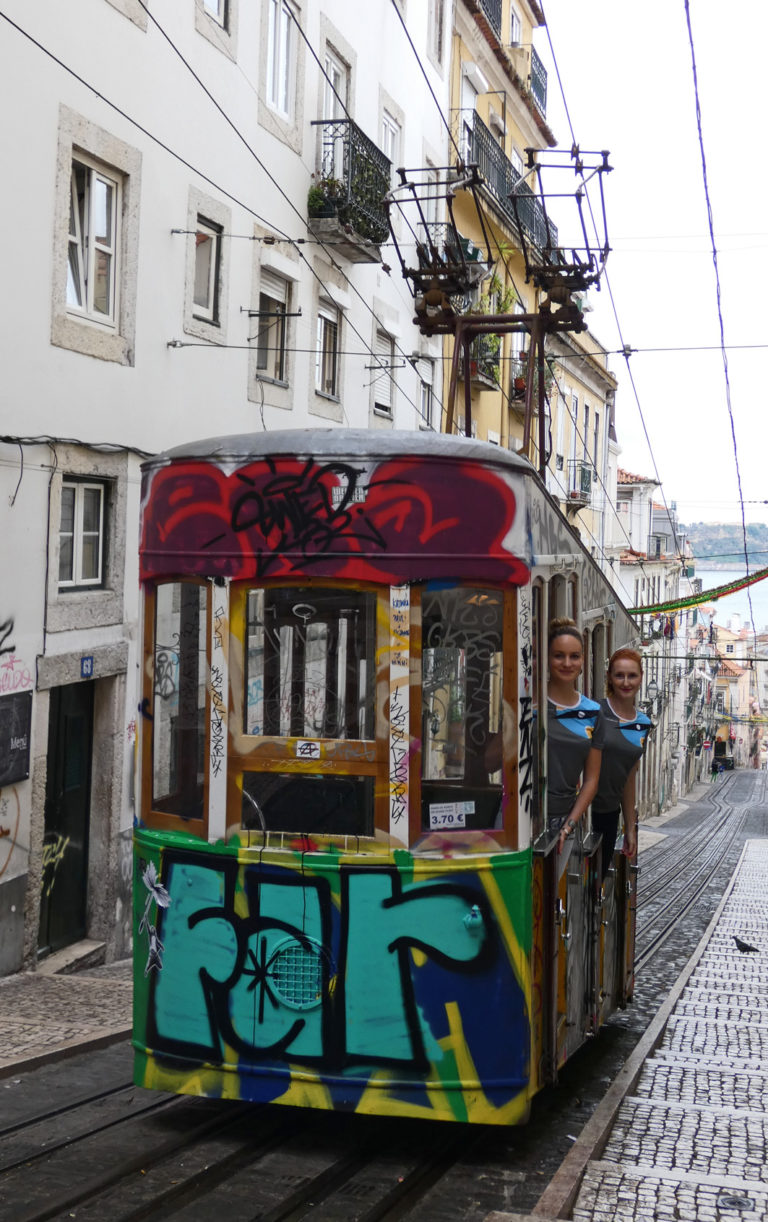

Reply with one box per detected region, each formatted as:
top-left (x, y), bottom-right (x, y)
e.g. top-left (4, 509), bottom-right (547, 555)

top-left (592, 698), bottom-right (653, 815)
top-left (546, 694), bottom-right (605, 820)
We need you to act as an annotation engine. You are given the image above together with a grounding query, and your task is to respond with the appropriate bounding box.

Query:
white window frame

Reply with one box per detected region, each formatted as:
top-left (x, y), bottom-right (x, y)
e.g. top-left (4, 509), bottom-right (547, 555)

top-left (67, 155), bottom-right (121, 329)
top-left (428, 0), bottom-right (445, 68)
top-left (192, 217), bottom-right (222, 324)
top-left (255, 271), bottom-right (289, 384)
top-left (59, 481), bottom-right (105, 589)
top-left (267, 0), bottom-right (297, 118)
top-left (381, 110), bottom-right (401, 172)
top-left (316, 302), bottom-right (341, 398)
top-left (510, 7), bottom-right (522, 46)
top-left (418, 358), bottom-right (434, 428)
top-left (372, 329), bottom-right (395, 417)
top-left (203, 0), bottom-right (227, 25)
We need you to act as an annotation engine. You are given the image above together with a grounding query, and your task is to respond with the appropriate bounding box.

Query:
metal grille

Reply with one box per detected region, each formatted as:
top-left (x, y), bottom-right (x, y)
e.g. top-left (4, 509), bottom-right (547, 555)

top-left (269, 938), bottom-right (324, 1010)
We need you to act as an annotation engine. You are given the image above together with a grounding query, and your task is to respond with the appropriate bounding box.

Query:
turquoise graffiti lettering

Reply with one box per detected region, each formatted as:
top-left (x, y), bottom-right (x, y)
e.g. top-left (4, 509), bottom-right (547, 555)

top-left (149, 853), bottom-right (491, 1069)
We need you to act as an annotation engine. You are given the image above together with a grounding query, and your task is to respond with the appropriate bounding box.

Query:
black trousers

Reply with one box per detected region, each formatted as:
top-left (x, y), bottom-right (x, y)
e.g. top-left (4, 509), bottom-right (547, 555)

top-left (592, 808), bottom-right (621, 881)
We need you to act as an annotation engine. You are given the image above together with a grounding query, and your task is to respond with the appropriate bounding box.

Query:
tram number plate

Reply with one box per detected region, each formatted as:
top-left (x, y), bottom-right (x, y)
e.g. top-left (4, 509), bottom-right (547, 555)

top-left (428, 801), bottom-right (474, 830)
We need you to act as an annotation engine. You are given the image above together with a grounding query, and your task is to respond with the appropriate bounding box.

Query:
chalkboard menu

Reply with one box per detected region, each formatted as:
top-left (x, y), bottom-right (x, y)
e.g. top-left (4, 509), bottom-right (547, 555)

top-left (0, 691), bottom-right (32, 786)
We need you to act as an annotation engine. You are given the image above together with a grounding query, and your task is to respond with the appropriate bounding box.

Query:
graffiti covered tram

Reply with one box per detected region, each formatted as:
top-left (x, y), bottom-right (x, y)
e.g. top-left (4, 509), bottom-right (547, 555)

top-left (133, 429), bottom-right (638, 1125)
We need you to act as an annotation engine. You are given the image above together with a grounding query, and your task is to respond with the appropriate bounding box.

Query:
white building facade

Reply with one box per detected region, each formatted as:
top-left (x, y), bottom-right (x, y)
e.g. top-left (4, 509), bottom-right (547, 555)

top-left (0, 0), bottom-right (451, 973)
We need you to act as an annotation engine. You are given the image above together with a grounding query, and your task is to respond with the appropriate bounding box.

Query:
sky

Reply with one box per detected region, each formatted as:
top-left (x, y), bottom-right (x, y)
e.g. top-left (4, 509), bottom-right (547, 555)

top-left (534, 1), bottom-right (768, 529)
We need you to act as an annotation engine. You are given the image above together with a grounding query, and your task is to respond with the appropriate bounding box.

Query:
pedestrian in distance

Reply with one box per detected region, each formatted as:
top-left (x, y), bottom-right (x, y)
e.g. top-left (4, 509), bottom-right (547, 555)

top-left (711, 757), bottom-right (719, 783)
top-left (546, 619), bottom-right (605, 870)
top-left (592, 648), bottom-right (653, 882)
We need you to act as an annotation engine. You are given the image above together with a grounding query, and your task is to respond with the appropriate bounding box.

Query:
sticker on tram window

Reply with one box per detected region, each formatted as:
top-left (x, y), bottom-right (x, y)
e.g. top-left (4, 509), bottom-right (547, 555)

top-left (428, 801), bottom-right (475, 830)
top-left (295, 740), bottom-right (321, 760)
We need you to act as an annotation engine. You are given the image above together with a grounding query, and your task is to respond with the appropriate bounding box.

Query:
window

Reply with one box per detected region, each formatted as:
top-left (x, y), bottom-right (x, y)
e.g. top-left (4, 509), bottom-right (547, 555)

top-left (428, 0), bottom-right (445, 67)
top-left (59, 481), bottom-right (105, 588)
top-left (267, 0), bottom-right (296, 117)
top-left (193, 218), bottom-right (222, 323)
top-left (510, 6), bottom-right (522, 45)
top-left (67, 156), bottom-right (120, 328)
top-left (381, 110), bottom-right (401, 171)
top-left (372, 330), bottom-right (395, 416)
top-left (418, 358), bottom-right (434, 428)
top-left (323, 46), bottom-right (349, 179)
top-left (594, 410), bottom-right (600, 469)
top-left (420, 587), bottom-right (504, 832)
top-left (242, 586), bottom-right (377, 836)
top-left (583, 403), bottom-right (590, 459)
top-left (203, 0), bottom-right (227, 24)
top-left (152, 582), bottom-right (208, 822)
top-left (255, 271), bottom-right (289, 383)
top-left (726, 643), bottom-right (734, 654)
top-left (316, 302), bottom-right (340, 397)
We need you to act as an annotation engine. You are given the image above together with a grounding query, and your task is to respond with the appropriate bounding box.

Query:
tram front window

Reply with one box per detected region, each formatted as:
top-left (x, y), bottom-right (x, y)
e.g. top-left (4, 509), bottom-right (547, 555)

top-left (421, 587), bottom-right (504, 832)
top-left (152, 581), bottom-right (207, 820)
top-left (244, 587), bottom-right (376, 739)
top-left (241, 587), bottom-right (377, 836)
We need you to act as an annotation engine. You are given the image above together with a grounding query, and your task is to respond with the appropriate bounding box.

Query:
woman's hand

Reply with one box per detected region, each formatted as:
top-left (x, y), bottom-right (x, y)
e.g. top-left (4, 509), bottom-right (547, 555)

top-left (622, 825), bottom-right (637, 858)
top-left (558, 817), bottom-right (577, 853)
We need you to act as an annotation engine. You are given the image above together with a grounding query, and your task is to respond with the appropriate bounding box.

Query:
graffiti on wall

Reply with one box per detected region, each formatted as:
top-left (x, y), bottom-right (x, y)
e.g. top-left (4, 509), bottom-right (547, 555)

top-left (0, 789), bottom-right (21, 880)
top-left (141, 454), bottom-right (530, 587)
top-left (134, 831), bottom-right (533, 1124)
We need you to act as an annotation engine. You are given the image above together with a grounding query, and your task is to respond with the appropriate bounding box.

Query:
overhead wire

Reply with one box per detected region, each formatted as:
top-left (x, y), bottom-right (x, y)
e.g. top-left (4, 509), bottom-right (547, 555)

top-left (539, 1), bottom-right (686, 566)
top-left (682, 0), bottom-right (757, 654)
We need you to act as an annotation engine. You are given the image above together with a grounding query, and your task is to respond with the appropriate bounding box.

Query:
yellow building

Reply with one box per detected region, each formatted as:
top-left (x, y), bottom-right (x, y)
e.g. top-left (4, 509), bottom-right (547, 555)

top-left (446, 0), bottom-right (555, 448)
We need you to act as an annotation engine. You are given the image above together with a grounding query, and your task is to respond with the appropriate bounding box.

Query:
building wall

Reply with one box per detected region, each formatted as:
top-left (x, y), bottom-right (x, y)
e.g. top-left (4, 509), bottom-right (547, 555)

top-left (0, 0), bottom-right (453, 973)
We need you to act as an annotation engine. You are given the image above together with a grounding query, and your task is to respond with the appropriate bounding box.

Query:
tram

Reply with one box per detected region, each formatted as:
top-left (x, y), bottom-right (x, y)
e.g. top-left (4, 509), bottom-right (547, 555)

top-left (132, 429), bottom-right (638, 1125)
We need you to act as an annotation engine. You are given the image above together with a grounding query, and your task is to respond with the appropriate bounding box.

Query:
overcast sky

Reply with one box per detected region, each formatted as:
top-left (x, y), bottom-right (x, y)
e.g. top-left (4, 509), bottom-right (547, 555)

top-left (535, 1), bottom-right (767, 528)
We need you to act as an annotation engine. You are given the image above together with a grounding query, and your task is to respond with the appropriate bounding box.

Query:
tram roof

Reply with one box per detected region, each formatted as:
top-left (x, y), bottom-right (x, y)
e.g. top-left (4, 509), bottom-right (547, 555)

top-left (142, 429), bottom-right (537, 475)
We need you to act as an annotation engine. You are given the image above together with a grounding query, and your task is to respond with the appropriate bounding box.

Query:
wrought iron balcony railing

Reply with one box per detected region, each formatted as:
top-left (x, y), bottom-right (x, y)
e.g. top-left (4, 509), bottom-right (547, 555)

top-left (530, 47), bottom-right (548, 116)
top-left (310, 119), bottom-right (391, 246)
top-left (567, 459), bottom-right (593, 504)
top-left (454, 111), bottom-right (557, 251)
top-left (466, 332), bottom-right (501, 385)
top-left (478, 0), bottom-right (502, 39)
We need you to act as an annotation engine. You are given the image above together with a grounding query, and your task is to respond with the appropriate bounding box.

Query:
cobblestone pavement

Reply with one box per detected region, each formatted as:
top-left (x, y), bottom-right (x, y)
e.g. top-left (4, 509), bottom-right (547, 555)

top-left (0, 957), bottom-right (132, 1075)
top-left (570, 838), bottom-right (768, 1222)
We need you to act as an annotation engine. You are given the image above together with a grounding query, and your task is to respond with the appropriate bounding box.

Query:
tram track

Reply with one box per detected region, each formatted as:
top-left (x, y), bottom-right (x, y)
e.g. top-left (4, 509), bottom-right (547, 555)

top-left (0, 774), bottom-right (764, 1222)
top-left (634, 780), bottom-right (748, 973)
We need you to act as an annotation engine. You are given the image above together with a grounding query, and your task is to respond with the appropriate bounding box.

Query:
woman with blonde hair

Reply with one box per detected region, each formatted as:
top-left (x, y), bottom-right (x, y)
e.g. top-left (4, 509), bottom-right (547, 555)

top-left (592, 647), bottom-right (653, 880)
top-left (546, 619), bottom-right (605, 857)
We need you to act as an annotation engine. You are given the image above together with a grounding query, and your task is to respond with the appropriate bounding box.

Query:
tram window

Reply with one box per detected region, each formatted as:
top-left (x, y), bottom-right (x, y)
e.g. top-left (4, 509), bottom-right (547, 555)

top-left (420, 587), bottom-right (503, 831)
top-left (152, 581), bottom-right (207, 820)
top-left (241, 771), bottom-right (374, 837)
top-left (244, 587), bottom-right (376, 739)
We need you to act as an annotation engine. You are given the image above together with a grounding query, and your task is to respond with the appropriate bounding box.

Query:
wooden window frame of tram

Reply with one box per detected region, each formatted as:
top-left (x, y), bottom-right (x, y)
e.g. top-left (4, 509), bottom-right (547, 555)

top-left (413, 582), bottom-right (521, 852)
top-left (227, 579), bottom-right (522, 852)
top-left (227, 577), bottom-right (390, 842)
top-left (140, 576), bottom-right (213, 841)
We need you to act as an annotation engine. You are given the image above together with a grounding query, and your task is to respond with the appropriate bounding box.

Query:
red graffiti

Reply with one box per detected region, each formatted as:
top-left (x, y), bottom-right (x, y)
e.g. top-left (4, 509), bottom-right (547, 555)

top-left (141, 454), bottom-right (529, 586)
top-left (0, 655), bottom-right (32, 692)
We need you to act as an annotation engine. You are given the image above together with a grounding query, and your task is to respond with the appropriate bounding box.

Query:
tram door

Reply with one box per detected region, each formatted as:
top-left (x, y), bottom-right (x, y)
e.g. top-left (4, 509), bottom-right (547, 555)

top-left (39, 682), bottom-right (93, 956)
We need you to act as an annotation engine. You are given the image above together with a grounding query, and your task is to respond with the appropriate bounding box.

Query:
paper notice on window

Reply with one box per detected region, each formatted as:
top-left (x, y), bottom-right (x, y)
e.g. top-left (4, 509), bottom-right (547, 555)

top-left (428, 801), bottom-right (474, 830)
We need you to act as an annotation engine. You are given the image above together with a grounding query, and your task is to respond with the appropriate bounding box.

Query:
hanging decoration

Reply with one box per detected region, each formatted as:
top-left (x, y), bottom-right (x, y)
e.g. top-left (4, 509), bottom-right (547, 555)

top-left (628, 565), bottom-right (768, 617)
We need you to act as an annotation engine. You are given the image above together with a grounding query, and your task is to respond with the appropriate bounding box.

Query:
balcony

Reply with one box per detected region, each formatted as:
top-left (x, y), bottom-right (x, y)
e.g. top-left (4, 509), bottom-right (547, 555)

top-left (308, 119), bottom-right (391, 263)
top-left (566, 459), bottom-right (593, 508)
top-left (455, 111), bottom-right (557, 250)
top-left (478, 0), bottom-right (502, 39)
top-left (530, 47), bottom-right (548, 117)
top-left (461, 332), bottom-right (501, 387)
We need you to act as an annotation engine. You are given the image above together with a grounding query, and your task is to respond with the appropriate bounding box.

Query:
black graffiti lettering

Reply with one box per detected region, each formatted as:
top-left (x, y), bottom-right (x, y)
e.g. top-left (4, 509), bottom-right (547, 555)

top-left (228, 460), bottom-right (388, 575)
top-left (0, 618), bottom-right (15, 659)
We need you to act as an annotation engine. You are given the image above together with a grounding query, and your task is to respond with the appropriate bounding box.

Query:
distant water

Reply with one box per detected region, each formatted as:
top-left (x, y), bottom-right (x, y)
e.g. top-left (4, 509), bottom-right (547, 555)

top-left (696, 567), bottom-right (768, 633)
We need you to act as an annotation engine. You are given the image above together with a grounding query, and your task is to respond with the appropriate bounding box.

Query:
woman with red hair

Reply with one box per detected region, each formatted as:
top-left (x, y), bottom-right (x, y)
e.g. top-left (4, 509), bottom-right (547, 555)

top-left (592, 647), bottom-right (653, 880)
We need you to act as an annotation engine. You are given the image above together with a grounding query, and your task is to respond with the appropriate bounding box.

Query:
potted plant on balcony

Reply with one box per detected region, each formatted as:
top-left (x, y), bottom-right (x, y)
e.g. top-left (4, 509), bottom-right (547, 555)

top-left (307, 175), bottom-right (345, 219)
